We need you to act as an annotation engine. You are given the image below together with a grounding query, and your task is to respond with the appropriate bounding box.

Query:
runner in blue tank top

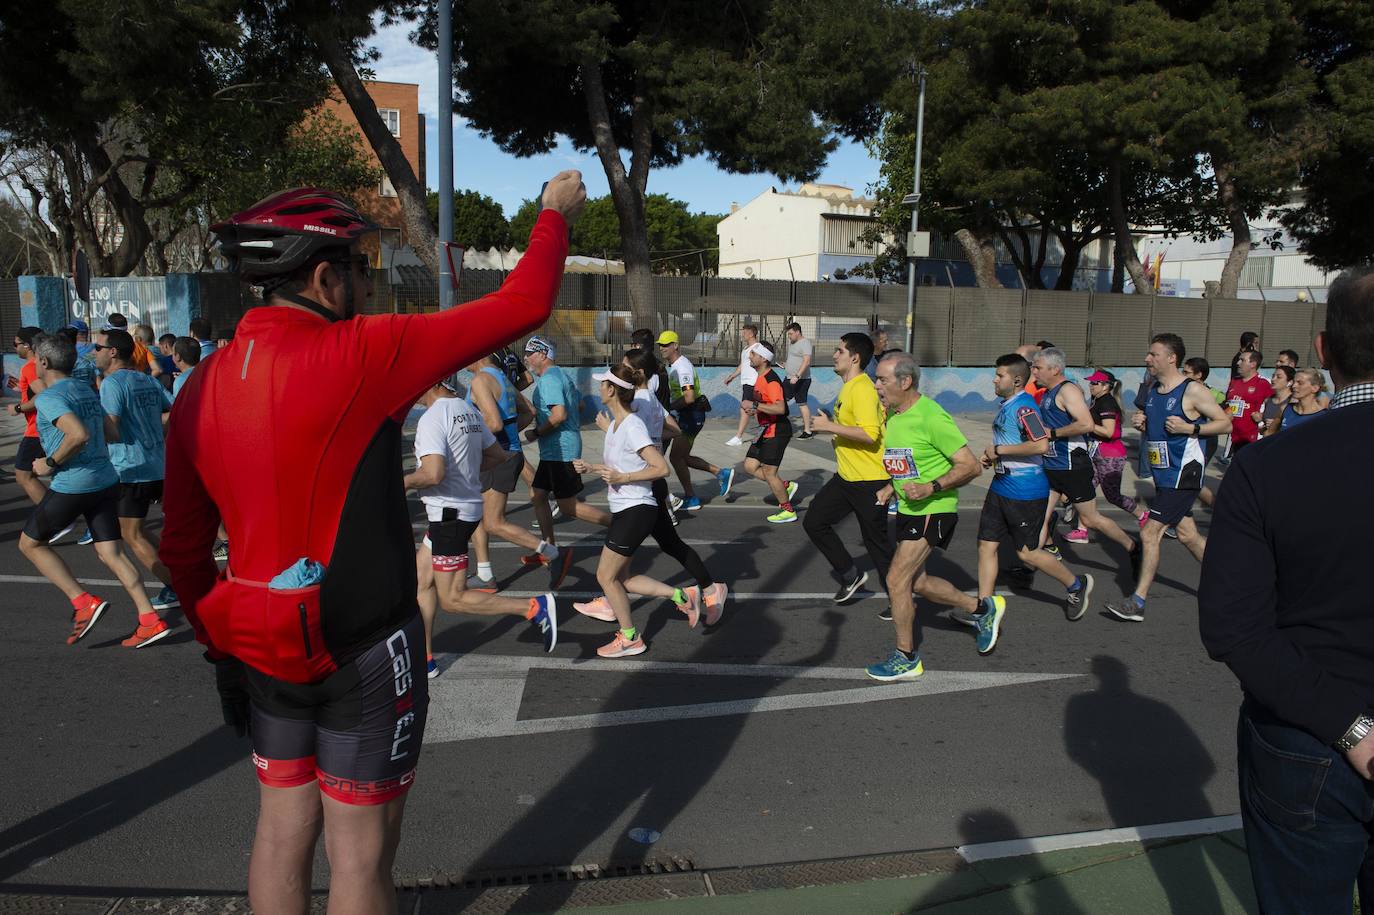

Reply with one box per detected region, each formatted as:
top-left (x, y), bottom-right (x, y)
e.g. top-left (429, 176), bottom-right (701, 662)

top-left (969, 354), bottom-right (1094, 654)
top-left (1107, 333), bottom-right (1231, 623)
top-left (465, 352), bottom-right (566, 585)
top-left (1031, 348), bottom-right (1139, 579)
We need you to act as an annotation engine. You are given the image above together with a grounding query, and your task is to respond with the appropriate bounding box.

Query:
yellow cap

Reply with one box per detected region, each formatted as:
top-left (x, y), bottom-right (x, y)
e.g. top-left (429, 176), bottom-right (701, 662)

top-left (655, 330), bottom-right (679, 345)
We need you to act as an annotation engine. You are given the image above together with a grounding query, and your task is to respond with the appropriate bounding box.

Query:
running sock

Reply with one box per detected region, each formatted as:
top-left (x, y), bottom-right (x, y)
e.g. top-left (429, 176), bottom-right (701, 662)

top-left (780, 501), bottom-right (794, 512)
top-left (525, 598), bottom-right (540, 620)
top-left (71, 592), bottom-right (92, 610)
top-left (620, 626), bottom-right (638, 642)
top-left (671, 588), bottom-right (688, 606)
top-left (138, 611), bottom-right (160, 627)
top-left (538, 540), bottom-right (559, 560)
top-left (476, 561), bottom-right (494, 581)
top-left (1067, 576), bottom-right (1082, 593)
top-left (898, 648), bottom-right (917, 661)
top-left (1131, 594), bottom-right (1147, 610)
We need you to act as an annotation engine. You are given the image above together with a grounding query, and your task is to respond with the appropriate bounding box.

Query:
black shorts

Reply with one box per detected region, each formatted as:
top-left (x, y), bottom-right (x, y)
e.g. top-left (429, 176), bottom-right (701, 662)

top-left (741, 383), bottom-right (755, 403)
top-left (15, 436), bottom-right (44, 472)
top-left (896, 512), bottom-right (958, 549)
top-left (1044, 466), bottom-right (1096, 504)
top-left (978, 491), bottom-right (1049, 552)
top-left (1148, 487), bottom-right (1199, 527)
top-left (245, 613), bottom-right (428, 806)
top-left (422, 516), bottom-right (480, 573)
top-left (22, 485), bottom-right (122, 543)
top-left (532, 459), bottom-right (584, 500)
top-left (676, 409), bottom-right (706, 439)
top-left (480, 451), bottom-right (525, 495)
top-left (785, 377), bottom-right (811, 406)
top-left (605, 503), bottom-right (659, 556)
top-left (746, 431), bottom-right (790, 467)
top-left (117, 480), bottom-right (164, 519)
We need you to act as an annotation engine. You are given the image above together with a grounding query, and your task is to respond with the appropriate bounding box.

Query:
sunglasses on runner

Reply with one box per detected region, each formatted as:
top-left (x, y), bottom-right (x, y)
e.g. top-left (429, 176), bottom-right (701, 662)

top-left (331, 254), bottom-right (373, 281)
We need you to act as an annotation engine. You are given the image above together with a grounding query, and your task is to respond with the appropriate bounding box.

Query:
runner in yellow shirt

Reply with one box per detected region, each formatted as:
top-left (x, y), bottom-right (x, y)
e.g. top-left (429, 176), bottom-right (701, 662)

top-left (805, 333), bottom-right (894, 603)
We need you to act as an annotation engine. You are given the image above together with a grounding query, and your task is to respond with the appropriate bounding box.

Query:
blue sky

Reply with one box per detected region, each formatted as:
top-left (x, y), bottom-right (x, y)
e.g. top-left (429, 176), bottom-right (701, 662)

top-left (367, 17), bottom-right (882, 219)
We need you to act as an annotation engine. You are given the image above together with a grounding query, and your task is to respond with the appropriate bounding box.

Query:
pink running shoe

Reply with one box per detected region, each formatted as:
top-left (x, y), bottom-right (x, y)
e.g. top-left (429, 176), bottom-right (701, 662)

top-left (596, 630), bottom-right (646, 658)
top-left (573, 595), bottom-right (616, 622)
top-left (1064, 528), bottom-right (1089, 544)
top-left (674, 589), bottom-right (701, 628)
top-left (1137, 511), bottom-right (1150, 530)
top-left (687, 583), bottom-right (729, 627)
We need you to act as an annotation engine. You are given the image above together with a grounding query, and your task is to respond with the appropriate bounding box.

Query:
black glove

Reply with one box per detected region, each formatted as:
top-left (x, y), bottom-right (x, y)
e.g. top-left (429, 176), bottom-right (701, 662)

top-left (207, 653), bottom-right (250, 738)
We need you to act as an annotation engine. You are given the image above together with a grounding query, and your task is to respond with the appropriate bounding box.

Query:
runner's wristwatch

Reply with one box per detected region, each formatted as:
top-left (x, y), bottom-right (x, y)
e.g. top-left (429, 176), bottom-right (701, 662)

top-left (931, 480), bottom-right (943, 493)
top-left (1335, 713), bottom-right (1374, 752)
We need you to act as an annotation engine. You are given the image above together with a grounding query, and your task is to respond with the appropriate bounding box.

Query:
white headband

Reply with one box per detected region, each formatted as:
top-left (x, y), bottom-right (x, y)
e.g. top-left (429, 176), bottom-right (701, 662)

top-left (593, 369), bottom-right (635, 390)
top-left (751, 343), bottom-right (774, 362)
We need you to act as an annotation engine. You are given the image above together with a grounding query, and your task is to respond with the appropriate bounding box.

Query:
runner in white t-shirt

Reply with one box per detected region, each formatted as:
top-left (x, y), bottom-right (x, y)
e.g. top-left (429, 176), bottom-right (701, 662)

top-left (722, 323), bottom-right (759, 446)
top-left (572, 365), bottom-right (694, 658)
top-left (404, 381), bottom-right (558, 678)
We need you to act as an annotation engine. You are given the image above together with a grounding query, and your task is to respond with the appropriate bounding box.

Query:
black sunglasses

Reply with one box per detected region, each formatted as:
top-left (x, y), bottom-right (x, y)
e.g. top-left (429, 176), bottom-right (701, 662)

top-left (331, 254), bottom-right (373, 281)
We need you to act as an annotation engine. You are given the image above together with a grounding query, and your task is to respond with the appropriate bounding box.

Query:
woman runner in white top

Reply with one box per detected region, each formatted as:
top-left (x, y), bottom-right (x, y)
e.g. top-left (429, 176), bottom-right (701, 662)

top-left (572, 364), bottom-right (681, 658)
top-left (573, 350), bottom-right (730, 629)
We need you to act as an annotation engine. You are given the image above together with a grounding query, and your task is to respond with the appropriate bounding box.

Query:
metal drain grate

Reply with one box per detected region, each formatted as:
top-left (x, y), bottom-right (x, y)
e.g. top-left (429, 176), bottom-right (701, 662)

top-left (396, 855), bottom-right (696, 892)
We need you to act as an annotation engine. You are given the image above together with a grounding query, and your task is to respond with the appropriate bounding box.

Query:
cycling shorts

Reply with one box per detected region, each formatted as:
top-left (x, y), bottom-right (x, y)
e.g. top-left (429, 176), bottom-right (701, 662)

top-left (245, 614), bottom-right (428, 806)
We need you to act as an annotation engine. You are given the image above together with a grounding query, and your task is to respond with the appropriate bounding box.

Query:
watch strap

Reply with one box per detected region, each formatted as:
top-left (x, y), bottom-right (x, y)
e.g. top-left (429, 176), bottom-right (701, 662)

top-left (1335, 713), bottom-right (1374, 751)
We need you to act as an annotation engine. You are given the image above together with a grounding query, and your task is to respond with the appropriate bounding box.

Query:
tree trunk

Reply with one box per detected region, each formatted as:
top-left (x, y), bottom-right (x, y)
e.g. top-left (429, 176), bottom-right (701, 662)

top-left (1214, 161), bottom-right (1250, 299)
top-left (1054, 235), bottom-right (1083, 290)
top-left (316, 35), bottom-right (439, 278)
top-left (581, 59), bottom-right (655, 329)
top-left (954, 228), bottom-right (1003, 288)
top-left (1108, 155), bottom-right (1149, 294)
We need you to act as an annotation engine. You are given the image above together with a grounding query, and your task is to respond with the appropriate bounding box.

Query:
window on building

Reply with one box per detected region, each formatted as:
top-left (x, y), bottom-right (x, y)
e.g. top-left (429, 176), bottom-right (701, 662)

top-left (821, 217), bottom-right (880, 256)
top-left (1239, 257), bottom-right (1274, 288)
top-left (379, 108), bottom-right (401, 137)
top-left (379, 174), bottom-right (398, 198)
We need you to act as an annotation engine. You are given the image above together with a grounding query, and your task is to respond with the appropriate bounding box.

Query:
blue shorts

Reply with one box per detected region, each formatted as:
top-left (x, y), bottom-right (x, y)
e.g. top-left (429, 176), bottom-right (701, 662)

top-left (1148, 487), bottom-right (1199, 527)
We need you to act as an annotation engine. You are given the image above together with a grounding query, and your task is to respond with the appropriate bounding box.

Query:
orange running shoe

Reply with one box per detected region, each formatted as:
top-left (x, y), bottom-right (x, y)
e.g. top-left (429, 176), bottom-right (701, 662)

top-left (122, 619), bottom-right (172, 649)
top-left (596, 630), bottom-right (646, 658)
top-left (520, 552), bottom-right (550, 566)
top-left (66, 596), bottom-right (109, 645)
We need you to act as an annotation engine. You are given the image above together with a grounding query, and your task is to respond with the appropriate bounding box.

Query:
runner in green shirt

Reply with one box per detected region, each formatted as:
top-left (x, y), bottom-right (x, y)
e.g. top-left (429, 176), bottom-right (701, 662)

top-left (867, 351), bottom-right (984, 682)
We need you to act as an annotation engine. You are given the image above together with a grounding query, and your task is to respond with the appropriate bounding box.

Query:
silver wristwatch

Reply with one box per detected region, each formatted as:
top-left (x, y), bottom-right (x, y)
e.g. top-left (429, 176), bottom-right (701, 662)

top-left (1334, 713), bottom-right (1374, 752)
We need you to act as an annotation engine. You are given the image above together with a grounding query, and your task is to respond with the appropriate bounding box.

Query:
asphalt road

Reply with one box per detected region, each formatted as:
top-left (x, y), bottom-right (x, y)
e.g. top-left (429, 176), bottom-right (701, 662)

top-left (0, 413), bottom-right (1243, 898)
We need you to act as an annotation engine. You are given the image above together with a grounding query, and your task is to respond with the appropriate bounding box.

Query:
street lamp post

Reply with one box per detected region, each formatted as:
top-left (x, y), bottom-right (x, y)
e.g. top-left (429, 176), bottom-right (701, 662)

top-left (437, 1), bottom-right (455, 310)
top-left (903, 64), bottom-right (926, 354)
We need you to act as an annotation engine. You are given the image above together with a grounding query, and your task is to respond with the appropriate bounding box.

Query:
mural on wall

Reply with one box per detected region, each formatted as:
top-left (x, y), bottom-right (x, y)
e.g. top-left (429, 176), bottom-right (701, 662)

top-left (67, 277), bottom-right (169, 331)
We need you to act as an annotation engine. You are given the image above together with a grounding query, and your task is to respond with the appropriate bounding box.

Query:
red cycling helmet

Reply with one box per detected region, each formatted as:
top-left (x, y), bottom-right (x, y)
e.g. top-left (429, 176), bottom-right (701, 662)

top-left (212, 188), bottom-right (378, 280)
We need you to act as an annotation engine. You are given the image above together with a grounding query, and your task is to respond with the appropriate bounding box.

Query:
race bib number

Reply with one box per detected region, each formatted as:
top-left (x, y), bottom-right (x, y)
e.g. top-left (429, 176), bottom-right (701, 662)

top-left (1227, 397), bottom-right (1246, 417)
top-left (883, 447), bottom-right (919, 480)
top-left (1147, 441), bottom-right (1170, 469)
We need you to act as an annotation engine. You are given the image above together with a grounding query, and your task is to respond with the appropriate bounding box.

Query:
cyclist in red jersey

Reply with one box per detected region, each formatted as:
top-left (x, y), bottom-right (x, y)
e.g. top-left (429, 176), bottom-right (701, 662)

top-left (160, 174), bottom-right (585, 915)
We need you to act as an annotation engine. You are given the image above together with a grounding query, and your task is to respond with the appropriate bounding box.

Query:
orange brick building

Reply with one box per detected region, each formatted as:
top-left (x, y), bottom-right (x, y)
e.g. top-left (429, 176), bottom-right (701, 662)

top-left (322, 80), bottom-right (426, 259)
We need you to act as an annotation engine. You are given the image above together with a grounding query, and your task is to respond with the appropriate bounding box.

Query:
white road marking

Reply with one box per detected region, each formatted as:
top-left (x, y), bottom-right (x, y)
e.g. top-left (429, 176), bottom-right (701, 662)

top-left (424, 653), bottom-right (1079, 743)
top-left (957, 815), bottom-right (1243, 863)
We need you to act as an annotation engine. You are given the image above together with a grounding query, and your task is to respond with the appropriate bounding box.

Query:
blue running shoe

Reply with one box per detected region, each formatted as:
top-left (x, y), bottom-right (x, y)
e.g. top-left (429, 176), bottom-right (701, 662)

top-left (717, 467), bottom-right (736, 498)
top-left (76, 529), bottom-right (94, 546)
top-left (683, 496), bottom-right (702, 512)
top-left (427, 657), bottom-right (439, 679)
top-left (532, 593), bottom-right (558, 652)
top-left (1163, 526), bottom-right (1178, 539)
top-left (975, 596), bottom-right (1007, 654)
top-left (887, 501), bottom-right (897, 515)
top-left (151, 587), bottom-right (180, 611)
top-left (866, 649), bottom-right (924, 683)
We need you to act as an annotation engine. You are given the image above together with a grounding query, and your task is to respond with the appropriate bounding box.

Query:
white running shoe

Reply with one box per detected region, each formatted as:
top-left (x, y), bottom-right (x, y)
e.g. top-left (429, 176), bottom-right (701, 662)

top-left (725, 436), bottom-right (743, 447)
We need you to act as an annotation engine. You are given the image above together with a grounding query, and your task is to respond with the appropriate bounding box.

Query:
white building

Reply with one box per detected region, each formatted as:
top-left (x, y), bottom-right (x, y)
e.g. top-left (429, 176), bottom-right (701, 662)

top-left (716, 184), bottom-right (885, 283)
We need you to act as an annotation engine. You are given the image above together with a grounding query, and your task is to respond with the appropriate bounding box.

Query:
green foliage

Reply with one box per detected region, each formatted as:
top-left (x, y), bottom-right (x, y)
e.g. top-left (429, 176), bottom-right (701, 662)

top-left (509, 194), bottom-right (722, 272)
top-left (1280, 0), bottom-right (1374, 269)
top-left (425, 189), bottom-right (513, 251)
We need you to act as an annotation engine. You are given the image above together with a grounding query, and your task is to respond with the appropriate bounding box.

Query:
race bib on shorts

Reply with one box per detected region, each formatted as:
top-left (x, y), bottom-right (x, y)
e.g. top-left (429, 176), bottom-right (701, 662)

top-left (883, 447), bottom-right (919, 480)
top-left (1147, 441), bottom-right (1170, 469)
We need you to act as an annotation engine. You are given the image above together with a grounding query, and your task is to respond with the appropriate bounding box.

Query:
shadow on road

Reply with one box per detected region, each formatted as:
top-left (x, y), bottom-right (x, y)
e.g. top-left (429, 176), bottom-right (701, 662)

top-left (460, 549), bottom-right (841, 912)
top-left (1063, 655), bottom-right (1246, 911)
top-left (0, 728), bottom-right (242, 881)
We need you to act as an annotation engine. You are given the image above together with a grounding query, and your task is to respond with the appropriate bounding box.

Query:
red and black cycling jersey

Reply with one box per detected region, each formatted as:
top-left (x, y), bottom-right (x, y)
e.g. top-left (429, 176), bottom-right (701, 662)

top-left (160, 211), bottom-right (569, 684)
